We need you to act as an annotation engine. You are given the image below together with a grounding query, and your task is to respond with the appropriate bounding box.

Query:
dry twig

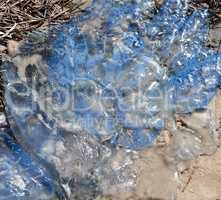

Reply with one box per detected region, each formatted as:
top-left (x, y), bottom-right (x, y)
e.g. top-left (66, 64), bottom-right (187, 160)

top-left (0, 0), bottom-right (89, 45)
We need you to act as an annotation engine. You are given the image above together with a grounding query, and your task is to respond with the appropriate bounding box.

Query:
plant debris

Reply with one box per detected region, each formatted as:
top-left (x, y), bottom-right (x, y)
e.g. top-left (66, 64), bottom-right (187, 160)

top-left (0, 0), bottom-right (220, 46)
top-left (0, 0), bottom-right (89, 45)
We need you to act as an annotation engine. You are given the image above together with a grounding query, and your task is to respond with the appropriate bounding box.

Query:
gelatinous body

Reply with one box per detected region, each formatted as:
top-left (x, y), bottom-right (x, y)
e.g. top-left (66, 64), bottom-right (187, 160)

top-left (0, 131), bottom-right (63, 200)
top-left (1, 0), bottom-right (221, 199)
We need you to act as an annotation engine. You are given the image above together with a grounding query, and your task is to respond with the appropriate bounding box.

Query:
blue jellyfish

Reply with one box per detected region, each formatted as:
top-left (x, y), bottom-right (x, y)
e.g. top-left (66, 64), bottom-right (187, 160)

top-left (1, 0), bottom-right (221, 198)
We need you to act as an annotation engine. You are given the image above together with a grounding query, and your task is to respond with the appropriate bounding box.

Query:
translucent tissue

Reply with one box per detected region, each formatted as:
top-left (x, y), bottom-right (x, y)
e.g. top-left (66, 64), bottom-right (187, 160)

top-left (0, 131), bottom-right (63, 200)
top-left (1, 0), bottom-right (221, 199)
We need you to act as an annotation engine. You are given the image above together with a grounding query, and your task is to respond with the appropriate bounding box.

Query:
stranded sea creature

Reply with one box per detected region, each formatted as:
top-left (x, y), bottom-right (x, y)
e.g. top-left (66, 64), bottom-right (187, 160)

top-left (1, 0), bottom-right (221, 199)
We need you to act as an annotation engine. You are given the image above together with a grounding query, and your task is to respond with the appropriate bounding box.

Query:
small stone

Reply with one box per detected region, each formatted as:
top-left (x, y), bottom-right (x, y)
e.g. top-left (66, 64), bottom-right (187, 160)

top-left (7, 40), bottom-right (20, 57)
